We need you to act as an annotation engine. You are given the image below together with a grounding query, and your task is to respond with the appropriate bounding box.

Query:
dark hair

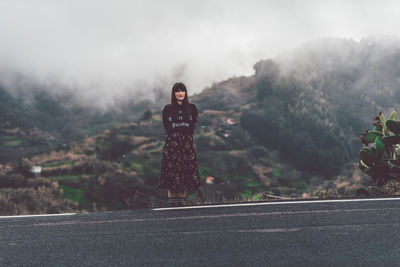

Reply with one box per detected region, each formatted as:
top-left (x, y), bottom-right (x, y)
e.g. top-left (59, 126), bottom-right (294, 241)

top-left (170, 82), bottom-right (191, 116)
top-left (170, 82), bottom-right (189, 106)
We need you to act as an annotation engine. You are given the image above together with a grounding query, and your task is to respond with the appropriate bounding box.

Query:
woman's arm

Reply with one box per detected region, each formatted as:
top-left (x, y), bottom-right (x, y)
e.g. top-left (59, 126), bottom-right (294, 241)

top-left (192, 104), bottom-right (198, 126)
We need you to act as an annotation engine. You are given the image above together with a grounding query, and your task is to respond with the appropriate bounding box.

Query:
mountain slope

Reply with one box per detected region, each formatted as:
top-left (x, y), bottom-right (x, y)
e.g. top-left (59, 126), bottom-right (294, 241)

top-left (241, 37), bottom-right (400, 176)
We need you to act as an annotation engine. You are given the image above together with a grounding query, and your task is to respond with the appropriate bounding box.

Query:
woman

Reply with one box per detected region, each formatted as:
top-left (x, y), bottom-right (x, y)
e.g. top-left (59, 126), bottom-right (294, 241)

top-left (159, 82), bottom-right (201, 207)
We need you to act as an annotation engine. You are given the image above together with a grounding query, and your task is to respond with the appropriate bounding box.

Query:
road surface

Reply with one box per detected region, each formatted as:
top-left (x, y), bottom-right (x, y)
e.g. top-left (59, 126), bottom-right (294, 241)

top-left (1, 198), bottom-right (400, 266)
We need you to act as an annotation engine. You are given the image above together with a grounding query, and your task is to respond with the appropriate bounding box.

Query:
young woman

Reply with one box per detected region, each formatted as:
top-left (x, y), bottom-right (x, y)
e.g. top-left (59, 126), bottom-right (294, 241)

top-left (159, 82), bottom-right (201, 206)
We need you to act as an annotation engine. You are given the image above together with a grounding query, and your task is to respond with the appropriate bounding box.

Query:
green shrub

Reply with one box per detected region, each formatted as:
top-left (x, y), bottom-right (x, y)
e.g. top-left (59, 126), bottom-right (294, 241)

top-left (359, 111), bottom-right (400, 186)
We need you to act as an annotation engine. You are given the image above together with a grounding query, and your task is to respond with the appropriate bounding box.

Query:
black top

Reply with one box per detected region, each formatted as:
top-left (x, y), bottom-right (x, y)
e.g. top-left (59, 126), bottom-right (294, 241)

top-left (162, 103), bottom-right (198, 135)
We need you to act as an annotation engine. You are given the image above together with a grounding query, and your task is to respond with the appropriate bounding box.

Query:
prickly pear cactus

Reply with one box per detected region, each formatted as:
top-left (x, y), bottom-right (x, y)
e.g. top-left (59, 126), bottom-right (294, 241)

top-left (359, 111), bottom-right (400, 186)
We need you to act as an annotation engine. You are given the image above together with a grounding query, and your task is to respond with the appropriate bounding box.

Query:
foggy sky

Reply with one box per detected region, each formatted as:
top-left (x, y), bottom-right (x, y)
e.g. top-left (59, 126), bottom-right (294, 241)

top-left (0, 0), bottom-right (400, 107)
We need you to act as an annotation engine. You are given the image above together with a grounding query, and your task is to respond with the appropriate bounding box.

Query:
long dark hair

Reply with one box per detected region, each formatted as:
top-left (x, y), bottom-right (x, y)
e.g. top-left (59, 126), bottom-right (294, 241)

top-left (170, 82), bottom-right (191, 115)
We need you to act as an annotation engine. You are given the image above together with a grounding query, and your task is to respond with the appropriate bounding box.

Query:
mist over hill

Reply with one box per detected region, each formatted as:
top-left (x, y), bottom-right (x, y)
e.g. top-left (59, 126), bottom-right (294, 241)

top-left (252, 37), bottom-right (400, 155)
top-left (4, 36), bottom-right (400, 167)
top-left (3, 36), bottom-right (400, 213)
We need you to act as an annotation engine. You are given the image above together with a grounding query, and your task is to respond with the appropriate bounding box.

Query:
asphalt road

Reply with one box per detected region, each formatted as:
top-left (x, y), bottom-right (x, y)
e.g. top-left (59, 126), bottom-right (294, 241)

top-left (1, 198), bottom-right (400, 266)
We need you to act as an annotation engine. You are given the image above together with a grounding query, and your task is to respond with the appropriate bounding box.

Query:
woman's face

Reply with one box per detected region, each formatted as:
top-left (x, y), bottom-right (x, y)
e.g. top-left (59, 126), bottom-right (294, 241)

top-left (175, 90), bottom-right (186, 102)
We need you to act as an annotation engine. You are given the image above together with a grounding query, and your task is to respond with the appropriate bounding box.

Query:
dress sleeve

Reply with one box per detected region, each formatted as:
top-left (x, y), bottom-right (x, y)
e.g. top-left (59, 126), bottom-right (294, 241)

top-left (162, 105), bottom-right (171, 134)
top-left (191, 104), bottom-right (198, 128)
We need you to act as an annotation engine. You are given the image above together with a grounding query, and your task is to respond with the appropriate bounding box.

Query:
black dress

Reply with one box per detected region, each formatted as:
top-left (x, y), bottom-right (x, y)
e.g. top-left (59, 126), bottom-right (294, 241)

top-left (159, 103), bottom-right (201, 191)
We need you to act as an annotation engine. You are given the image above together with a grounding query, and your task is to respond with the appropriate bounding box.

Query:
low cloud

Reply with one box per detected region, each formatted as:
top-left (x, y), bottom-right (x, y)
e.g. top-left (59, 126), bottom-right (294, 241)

top-left (0, 0), bottom-right (400, 108)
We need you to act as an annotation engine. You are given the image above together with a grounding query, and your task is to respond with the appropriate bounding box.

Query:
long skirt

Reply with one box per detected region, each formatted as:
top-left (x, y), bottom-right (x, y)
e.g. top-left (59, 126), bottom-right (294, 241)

top-left (159, 131), bottom-right (201, 191)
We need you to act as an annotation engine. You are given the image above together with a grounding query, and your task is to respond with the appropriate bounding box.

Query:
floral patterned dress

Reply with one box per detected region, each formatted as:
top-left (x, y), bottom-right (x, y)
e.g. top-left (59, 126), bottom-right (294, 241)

top-left (159, 103), bottom-right (201, 191)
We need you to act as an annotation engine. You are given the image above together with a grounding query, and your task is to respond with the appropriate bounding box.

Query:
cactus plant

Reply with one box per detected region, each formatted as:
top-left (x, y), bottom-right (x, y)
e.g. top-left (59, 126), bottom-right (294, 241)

top-left (359, 110), bottom-right (400, 187)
